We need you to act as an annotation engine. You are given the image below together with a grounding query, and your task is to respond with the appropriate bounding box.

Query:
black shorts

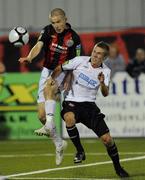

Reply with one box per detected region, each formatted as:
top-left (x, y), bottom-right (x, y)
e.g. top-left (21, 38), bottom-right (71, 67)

top-left (61, 101), bottom-right (109, 137)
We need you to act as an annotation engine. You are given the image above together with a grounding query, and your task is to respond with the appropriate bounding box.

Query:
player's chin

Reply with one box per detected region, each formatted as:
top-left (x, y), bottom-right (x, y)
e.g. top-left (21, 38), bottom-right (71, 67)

top-left (56, 31), bottom-right (62, 34)
top-left (56, 29), bottom-right (63, 33)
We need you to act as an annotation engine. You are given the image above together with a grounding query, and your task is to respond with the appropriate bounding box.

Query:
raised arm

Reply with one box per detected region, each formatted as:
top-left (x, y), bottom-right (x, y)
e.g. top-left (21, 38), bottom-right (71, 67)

top-left (98, 72), bottom-right (109, 97)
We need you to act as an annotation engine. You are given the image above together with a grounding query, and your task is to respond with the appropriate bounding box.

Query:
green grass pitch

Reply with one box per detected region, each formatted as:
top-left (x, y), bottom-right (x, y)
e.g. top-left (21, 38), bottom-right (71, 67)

top-left (0, 138), bottom-right (145, 179)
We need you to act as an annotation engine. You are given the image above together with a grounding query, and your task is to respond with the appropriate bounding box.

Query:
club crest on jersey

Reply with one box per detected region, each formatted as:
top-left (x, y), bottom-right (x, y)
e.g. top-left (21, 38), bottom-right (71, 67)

top-left (65, 39), bottom-right (74, 47)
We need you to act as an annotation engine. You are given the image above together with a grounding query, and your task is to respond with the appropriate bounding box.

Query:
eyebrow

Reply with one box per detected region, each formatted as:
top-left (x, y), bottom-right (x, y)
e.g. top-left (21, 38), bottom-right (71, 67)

top-left (51, 20), bottom-right (60, 24)
top-left (94, 50), bottom-right (105, 54)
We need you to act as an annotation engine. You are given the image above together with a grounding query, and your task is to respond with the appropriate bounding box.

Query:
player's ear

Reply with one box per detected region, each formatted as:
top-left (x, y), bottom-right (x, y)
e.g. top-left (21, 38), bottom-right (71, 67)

top-left (103, 55), bottom-right (108, 60)
top-left (105, 56), bottom-right (108, 59)
top-left (103, 52), bottom-right (109, 60)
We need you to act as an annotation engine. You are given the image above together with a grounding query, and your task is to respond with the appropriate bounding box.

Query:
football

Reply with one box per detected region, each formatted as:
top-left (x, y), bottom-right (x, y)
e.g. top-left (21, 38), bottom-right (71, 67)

top-left (8, 27), bottom-right (29, 47)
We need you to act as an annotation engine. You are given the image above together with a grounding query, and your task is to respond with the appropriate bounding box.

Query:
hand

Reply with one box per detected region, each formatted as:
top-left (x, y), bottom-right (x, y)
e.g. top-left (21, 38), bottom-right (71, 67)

top-left (98, 72), bottom-right (105, 84)
top-left (62, 71), bottom-right (73, 91)
top-left (63, 81), bottom-right (71, 91)
top-left (47, 76), bottom-right (56, 86)
top-left (18, 57), bottom-right (31, 63)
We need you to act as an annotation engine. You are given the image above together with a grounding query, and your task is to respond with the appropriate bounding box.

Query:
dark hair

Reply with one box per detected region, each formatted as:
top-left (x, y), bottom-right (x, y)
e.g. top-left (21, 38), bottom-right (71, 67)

top-left (96, 41), bottom-right (110, 57)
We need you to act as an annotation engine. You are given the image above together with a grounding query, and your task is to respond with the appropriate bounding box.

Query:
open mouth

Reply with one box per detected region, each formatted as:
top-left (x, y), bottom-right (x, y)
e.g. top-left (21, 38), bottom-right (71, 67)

top-left (56, 29), bottom-right (62, 33)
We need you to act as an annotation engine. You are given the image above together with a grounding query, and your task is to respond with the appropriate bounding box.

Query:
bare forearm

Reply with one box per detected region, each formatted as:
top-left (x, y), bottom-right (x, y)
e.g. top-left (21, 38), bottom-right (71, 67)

top-left (62, 71), bottom-right (73, 91)
top-left (100, 82), bottom-right (109, 97)
top-left (51, 65), bottom-right (62, 79)
top-left (63, 71), bottom-right (72, 82)
top-left (27, 42), bottom-right (43, 62)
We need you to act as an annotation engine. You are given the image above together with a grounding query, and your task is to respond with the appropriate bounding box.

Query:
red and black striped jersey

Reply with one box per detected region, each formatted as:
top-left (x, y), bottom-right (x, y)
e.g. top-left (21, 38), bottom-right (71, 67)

top-left (38, 23), bottom-right (82, 70)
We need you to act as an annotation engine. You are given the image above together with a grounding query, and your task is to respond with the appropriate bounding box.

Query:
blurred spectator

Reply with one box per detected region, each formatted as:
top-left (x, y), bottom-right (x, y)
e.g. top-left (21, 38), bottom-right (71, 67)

top-left (0, 61), bottom-right (5, 74)
top-left (126, 48), bottom-right (145, 78)
top-left (104, 44), bottom-right (126, 78)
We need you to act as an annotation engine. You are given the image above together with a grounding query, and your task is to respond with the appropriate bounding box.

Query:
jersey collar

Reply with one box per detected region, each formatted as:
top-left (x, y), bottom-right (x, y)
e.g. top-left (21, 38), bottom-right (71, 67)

top-left (89, 58), bottom-right (103, 68)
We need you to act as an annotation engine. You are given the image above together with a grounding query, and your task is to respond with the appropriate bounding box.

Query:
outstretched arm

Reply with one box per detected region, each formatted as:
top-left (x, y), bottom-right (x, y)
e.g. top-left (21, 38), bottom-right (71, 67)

top-left (98, 72), bottom-right (109, 97)
top-left (18, 41), bottom-right (43, 63)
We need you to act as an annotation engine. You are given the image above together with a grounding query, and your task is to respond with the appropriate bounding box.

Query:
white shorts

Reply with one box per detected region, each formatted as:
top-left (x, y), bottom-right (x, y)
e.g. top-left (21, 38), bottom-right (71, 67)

top-left (37, 67), bottom-right (65, 103)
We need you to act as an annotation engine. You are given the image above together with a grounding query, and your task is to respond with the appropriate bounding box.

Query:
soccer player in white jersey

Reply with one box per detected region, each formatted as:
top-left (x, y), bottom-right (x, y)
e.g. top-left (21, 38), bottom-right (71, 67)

top-left (46, 41), bottom-right (129, 178)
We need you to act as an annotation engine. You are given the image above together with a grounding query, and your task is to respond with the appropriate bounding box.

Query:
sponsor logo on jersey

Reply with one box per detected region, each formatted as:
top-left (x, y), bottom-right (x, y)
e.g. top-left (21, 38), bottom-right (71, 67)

top-left (50, 43), bottom-right (68, 54)
top-left (78, 73), bottom-right (97, 87)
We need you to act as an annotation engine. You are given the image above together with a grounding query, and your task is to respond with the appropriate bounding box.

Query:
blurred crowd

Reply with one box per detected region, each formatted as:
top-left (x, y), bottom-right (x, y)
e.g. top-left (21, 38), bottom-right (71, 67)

top-left (126, 48), bottom-right (145, 78)
top-left (104, 44), bottom-right (126, 78)
top-left (104, 44), bottom-right (145, 79)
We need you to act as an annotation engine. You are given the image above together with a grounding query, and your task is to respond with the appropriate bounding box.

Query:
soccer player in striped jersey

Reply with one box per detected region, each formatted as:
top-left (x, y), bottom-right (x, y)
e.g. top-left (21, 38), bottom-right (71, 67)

top-left (47, 41), bottom-right (129, 177)
top-left (19, 8), bottom-right (82, 165)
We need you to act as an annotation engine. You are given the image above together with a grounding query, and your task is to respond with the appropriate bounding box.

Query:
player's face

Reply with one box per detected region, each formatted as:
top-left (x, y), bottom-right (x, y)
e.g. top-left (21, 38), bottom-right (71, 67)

top-left (50, 15), bottom-right (67, 33)
top-left (91, 46), bottom-right (106, 67)
top-left (136, 49), bottom-right (145, 62)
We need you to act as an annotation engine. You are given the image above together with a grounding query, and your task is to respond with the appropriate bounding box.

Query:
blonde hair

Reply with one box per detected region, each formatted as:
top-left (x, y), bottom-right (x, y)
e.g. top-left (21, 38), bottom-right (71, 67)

top-left (49, 8), bottom-right (66, 18)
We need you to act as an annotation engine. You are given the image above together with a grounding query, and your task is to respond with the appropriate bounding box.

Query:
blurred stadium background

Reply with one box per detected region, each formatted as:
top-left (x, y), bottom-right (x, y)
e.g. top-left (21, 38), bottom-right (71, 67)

top-left (0, 0), bottom-right (145, 179)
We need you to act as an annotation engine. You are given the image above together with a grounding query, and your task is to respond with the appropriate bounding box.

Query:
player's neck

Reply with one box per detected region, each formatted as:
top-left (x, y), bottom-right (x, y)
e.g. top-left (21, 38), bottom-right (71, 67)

top-left (91, 62), bottom-right (102, 68)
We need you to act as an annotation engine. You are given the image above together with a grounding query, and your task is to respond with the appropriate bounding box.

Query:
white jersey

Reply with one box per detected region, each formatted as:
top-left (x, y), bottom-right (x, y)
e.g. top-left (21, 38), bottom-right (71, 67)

top-left (37, 67), bottom-right (65, 103)
top-left (62, 56), bottom-right (111, 102)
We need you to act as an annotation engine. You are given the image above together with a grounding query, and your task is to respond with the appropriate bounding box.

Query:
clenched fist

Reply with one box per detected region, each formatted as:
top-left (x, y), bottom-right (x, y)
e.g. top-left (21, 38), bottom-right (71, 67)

top-left (98, 72), bottom-right (104, 83)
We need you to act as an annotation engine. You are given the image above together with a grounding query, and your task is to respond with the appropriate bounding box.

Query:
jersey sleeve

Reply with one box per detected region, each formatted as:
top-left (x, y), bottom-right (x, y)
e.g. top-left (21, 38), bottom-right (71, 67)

top-left (68, 32), bottom-right (82, 59)
top-left (104, 69), bottom-right (111, 86)
top-left (74, 35), bottom-right (82, 56)
top-left (37, 26), bottom-right (50, 43)
top-left (62, 57), bottom-right (83, 71)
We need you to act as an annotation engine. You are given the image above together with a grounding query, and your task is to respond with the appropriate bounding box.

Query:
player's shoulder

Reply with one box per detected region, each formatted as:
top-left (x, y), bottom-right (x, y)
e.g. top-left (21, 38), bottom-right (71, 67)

top-left (67, 56), bottom-right (89, 67)
top-left (42, 24), bottom-right (53, 33)
top-left (70, 28), bottom-right (79, 36)
top-left (67, 23), bottom-right (80, 36)
top-left (38, 25), bottom-right (52, 40)
top-left (68, 56), bottom-right (89, 64)
top-left (75, 56), bottom-right (90, 62)
top-left (102, 63), bottom-right (111, 72)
